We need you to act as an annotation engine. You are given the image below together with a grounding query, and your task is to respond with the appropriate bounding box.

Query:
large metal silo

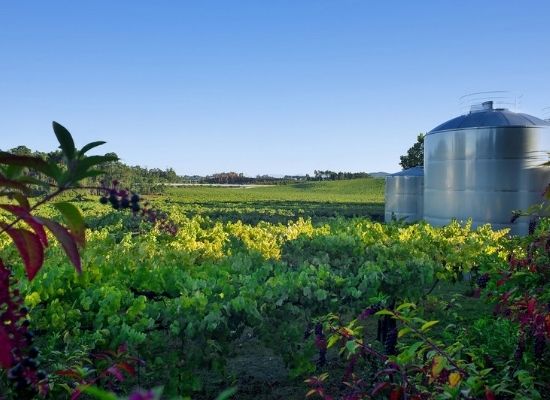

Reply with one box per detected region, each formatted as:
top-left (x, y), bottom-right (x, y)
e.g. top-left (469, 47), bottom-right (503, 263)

top-left (424, 101), bottom-right (550, 235)
top-left (385, 166), bottom-right (424, 223)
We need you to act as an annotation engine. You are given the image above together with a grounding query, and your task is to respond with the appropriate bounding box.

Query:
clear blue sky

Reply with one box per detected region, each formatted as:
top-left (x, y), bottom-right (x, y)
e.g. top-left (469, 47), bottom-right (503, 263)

top-left (1, 1), bottom-right (550, 176)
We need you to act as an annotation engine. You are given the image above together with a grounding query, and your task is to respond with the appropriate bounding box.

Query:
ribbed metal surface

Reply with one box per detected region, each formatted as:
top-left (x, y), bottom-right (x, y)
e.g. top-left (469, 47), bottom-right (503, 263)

top-left (424, 125), bottom-right (550, 235)
top-left (385, 167), bottom-right (424, 223)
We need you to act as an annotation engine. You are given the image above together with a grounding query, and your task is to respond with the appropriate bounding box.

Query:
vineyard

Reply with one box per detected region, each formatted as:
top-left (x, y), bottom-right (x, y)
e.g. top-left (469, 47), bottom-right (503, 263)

top-left (1, 128), bottom-right (549, 399)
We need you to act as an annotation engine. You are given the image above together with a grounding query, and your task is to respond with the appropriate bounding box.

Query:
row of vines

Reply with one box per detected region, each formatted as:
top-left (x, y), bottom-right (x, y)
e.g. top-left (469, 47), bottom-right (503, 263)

top-left (1, 124), bottom-right (548, 399)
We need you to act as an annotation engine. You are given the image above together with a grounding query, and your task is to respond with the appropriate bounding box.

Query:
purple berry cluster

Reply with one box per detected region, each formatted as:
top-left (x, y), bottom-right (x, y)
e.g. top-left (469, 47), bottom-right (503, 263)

top-left (99, 180), bottom-right (140, 213)
top-left (359, 304), bottom-right (381, 320)
top-left (476, 273), bottom-right (490, 289)
top-left (98, 180), bottom-right (178, 235)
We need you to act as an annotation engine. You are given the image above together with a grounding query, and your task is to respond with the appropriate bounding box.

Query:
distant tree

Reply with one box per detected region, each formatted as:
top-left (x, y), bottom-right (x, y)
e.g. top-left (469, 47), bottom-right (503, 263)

top-left (9, 145), bottom-right (32, 155)
top-left (399, 133), bottom-right (425, 170)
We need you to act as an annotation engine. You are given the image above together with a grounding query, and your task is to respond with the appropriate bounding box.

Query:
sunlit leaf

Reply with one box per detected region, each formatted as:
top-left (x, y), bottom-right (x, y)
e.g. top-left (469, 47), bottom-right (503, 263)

top-left (396, 302), bottom-right (416, 312)
top-left (431, 355), bottom-right (446, 379)
top-left (375, 309), bottom-right (395, 317)
top-left (398, 327), bottom-right (412, 338)
top-left (79, 386), bottom-right (117, 400)
top-left (421, 320), bottom-right (439, 331)
top-left (345, 340), bottom-right (359, 355)
top-left (215, 387), bottom-right (237, 400)
top-left (53, 202), bottom-right (85, 247)
top-left (448, 372), bottom-right (461, 387)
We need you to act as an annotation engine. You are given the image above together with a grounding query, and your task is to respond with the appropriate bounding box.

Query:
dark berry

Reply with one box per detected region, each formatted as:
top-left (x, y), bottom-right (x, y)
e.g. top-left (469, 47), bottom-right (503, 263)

top-left (131, 194), bottom-right (140, 203)
top-left (476, 273), bottom-right (489, 289)
top-left (28, 347), bottom-right (39, 358)
top-left (14, 377), bottom-right (29, 390)
top-left (22, 319), bottom-right (30, 327)
top-left (8, 364), bottom-right (23, 379)
top-left (534, 335), bottom-right (546, 359)
top-left (384, 328), bottom-right (398, 355)
top-left (131, 204), bottom-right (140, 212)
top-left (121, 198), bottom-right (130, 208)
top-left (36, 370), bottom-right (47, 380)
top-left (22, 358), bottom-right (38, 369)
top-left (99, 196), bottom-right (109, 204)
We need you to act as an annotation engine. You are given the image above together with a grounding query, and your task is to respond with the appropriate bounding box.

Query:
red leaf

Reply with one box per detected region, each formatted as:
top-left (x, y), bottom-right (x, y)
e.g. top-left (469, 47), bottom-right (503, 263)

top-left (116, 361), bottom-right (136, 376)
top-left (390, 388), bottom-right (403, 400)
top-left (371, 382), bottom-right (390, 396)
top-left (485, 388), bottom-right (496, 400)
top-left (0, 205), bottom-right (48, 246)
top-left (0, 326), bottom-right (14, 368)
top-left (70, 387), bottom-right (83, 400)
top-left (55, 369), bottom-right (83, 379)
top-left (106, 365), bottom-right (124, 381)
top-left (527, 298), bottom-right (537, 315)
top-left (36, 218), bottom-right (81, 273)
top-left (1, 224), bottom-right (44, 280)
top-left (374, 368), bottom-right (399, 378)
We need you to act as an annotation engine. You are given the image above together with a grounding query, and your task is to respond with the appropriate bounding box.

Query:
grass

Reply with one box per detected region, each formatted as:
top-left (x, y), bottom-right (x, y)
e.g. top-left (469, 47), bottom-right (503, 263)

top-left (158, 178), bottom-right (386, 224)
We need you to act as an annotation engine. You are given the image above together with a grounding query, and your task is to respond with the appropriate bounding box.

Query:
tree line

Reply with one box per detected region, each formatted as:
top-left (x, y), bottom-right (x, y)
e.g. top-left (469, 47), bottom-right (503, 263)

top-left (2, 145), bottom-right (377, 191)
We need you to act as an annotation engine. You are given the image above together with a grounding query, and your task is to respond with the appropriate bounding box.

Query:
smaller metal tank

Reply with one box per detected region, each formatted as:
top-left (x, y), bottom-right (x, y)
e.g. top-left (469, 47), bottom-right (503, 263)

top-left (385, 166), bottom-right (424, 223)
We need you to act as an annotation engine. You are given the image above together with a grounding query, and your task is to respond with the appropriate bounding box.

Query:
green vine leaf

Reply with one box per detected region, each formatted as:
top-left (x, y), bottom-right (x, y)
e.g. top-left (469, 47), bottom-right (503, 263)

top-left (421, 320), bottom-right (439, 331)
top-left (53, 202), bottom-right (86, 247)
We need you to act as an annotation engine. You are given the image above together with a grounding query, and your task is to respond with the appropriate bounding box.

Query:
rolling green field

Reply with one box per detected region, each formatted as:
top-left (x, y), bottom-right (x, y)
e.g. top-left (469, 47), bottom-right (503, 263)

top-left (158, 178), bottom-right (385, 224)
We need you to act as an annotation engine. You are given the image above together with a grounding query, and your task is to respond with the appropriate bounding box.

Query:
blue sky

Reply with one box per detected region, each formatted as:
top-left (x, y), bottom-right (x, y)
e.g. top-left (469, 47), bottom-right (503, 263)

top-left (1, 1), bottom-right (550, 175)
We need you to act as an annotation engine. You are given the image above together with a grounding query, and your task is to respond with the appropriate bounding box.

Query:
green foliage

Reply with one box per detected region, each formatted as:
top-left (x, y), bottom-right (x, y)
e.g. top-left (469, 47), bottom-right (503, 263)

top-left (2, 202), bottom-right (513, 397)
top-left (399, 133), bottom-right (425, 169)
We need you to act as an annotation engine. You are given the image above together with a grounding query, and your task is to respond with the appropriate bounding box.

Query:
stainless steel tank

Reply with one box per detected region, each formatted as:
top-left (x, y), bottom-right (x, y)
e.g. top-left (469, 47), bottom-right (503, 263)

top-left (424, 101), bottom-right (550, 235)
top-left (385, 166), bottom-right (424, 223)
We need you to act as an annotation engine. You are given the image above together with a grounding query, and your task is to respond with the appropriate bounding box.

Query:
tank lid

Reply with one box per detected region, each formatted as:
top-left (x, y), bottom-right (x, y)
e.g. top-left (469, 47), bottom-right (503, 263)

top-left (389, 166), bottom-right (424, 177)
top-left (470, 101), bottom-right (494, 113)
top-left (429, 107), bottom-right (550, 133)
